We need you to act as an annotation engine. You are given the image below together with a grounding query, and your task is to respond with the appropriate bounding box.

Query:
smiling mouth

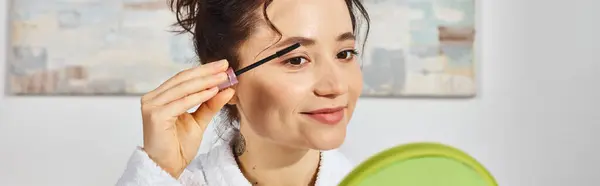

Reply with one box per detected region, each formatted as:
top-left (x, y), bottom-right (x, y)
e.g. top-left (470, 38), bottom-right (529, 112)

top-left (300, 106), bottom-right (346, 125)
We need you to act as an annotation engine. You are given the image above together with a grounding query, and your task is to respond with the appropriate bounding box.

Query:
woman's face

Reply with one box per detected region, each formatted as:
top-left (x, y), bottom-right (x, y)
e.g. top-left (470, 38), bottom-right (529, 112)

top-left (233, 0), bottom-right (362, 150)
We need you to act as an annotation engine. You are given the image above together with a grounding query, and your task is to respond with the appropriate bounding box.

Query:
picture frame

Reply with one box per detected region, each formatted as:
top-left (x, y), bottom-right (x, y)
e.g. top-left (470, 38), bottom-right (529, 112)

top-left (359, 0), bottom-right (477, 98)
top-left (5, 0), bottom-right (477, 98)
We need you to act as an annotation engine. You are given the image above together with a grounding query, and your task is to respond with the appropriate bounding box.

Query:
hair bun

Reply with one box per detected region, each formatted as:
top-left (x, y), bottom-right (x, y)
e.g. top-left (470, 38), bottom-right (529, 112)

top-left (168, 0), bottom-right (201, 34)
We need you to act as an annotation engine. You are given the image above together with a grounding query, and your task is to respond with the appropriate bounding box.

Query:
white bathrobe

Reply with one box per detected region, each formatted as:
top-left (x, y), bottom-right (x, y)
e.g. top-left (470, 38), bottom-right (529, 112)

top-left (115, 130), bottom-right (355, 186)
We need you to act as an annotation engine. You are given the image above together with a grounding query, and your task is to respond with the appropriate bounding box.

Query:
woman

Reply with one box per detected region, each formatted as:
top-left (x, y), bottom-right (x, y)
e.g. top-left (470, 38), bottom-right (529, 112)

top-left (117, 0), bottom-right (370, 185)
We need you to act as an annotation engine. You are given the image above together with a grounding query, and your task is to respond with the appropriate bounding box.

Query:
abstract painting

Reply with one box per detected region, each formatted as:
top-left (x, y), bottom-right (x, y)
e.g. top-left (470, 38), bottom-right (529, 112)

top-left (6, 0), bottom-right (196, 95)
top-left (360, 0), bottom-right (476, 97)
top-left (5, 0), bottom-right (476, 97)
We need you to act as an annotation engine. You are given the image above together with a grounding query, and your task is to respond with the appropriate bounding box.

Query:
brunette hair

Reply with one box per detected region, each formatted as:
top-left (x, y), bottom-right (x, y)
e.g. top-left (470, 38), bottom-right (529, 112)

top-left (168, 0), bottom-right (370, 131)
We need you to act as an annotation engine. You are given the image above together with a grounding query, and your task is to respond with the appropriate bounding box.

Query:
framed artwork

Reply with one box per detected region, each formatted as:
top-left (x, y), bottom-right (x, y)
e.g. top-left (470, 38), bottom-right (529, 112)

top-left (360, 0), bottom-right (477, 98)
top-left (6, 0), bottom-right (196, 95)
top-left (5, 0), bottom-right (476, 98)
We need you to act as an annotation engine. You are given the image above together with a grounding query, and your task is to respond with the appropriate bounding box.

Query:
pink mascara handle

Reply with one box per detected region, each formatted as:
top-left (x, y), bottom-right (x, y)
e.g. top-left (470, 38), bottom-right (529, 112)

top-left (217, 67), bottom-right (238, 90)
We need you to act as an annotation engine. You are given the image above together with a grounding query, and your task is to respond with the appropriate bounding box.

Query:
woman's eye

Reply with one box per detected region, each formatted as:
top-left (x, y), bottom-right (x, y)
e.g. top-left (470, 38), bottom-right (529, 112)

top-left (337, 50), bottom-right (358, 60)
top-left (285, 57), bottom-right (309, 66)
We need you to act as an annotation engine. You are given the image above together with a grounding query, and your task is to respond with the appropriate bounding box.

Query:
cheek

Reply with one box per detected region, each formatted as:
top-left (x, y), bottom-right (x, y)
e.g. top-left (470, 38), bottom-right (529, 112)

top-left (237, 73), bottom-right (314, 124)
top-left (239, 82), bottom-right (271, 115)
top-left (348, 63), bottom-right (364, 99)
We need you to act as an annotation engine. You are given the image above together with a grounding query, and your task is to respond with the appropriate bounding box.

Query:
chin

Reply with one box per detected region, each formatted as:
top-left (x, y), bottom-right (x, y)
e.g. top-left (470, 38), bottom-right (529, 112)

top-left (305, 127), bottom-right (347, 150)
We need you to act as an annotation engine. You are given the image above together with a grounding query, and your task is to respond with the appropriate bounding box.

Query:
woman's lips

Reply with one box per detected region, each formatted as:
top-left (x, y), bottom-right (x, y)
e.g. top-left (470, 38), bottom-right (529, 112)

top-left (301, 107), bottom-right (345, 125)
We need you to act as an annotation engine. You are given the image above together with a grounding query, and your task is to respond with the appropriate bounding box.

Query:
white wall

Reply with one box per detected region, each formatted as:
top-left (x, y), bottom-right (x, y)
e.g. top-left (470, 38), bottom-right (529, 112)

top-left (1, 0), bottom-right (599, 185)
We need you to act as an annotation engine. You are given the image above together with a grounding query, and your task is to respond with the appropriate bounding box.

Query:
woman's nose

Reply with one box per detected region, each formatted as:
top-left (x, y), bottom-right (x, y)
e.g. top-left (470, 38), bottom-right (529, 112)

top-left (313, 62), bottom-right (348, 98)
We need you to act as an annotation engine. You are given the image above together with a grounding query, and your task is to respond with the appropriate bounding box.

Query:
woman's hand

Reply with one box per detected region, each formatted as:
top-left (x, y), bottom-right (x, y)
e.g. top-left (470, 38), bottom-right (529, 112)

top-left (140, 60), bottom-right (235, 178)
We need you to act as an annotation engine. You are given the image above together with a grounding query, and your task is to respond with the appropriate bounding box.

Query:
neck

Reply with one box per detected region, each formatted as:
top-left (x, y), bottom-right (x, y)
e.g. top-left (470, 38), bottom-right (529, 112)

top-left (234, 126), bottom-right (321, 186)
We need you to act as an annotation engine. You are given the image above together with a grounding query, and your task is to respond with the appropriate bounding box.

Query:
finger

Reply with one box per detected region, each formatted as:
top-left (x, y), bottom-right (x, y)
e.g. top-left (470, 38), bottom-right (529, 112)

top-left (150, 72), bottom-right (228, 106)
top-left (142, 60), bottom-right (229, 103)
top-left (162, 86), bottom-right (220, 117)
top-left (192, 88), bottom-right (235, 126)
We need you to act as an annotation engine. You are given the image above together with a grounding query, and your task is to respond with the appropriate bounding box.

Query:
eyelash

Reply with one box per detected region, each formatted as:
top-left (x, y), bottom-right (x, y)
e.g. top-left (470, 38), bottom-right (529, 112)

top-left (338, 49), bottom-right (359, 60)
top-left (281, 49), bottom-right (359, 68)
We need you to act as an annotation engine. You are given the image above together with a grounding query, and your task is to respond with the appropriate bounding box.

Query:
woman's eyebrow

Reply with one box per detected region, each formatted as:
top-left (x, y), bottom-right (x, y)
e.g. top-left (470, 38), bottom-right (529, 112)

top-left (336, 32), bottom-right (355, 42)
top-left (252, 37), bottom-right (313, 60)
top-left (273, 32), bottom-right (355, 49)
top-left (274, 37), bottom-right (316, 49)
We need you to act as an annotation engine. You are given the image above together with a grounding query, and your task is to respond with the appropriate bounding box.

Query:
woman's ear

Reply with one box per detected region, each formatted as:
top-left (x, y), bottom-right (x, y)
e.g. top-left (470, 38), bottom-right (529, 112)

top-left (227, 86), bottom-right (238, 105)
top-left (227, 97), bottom-right (238, 105)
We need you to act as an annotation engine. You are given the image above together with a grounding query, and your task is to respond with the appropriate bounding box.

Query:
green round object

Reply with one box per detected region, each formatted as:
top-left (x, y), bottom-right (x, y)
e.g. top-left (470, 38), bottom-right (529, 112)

top-left (339, 142), bottom-right (498, 186)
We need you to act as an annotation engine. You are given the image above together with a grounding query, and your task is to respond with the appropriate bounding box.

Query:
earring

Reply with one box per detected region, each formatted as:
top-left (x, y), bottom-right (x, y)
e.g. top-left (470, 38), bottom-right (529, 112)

top-left (233, 132), bottom-right (246, 157)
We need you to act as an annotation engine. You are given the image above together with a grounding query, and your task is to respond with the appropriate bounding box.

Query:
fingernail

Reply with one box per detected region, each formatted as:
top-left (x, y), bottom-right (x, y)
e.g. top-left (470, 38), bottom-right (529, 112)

top-left (218, 72), bottom-right (228, 80)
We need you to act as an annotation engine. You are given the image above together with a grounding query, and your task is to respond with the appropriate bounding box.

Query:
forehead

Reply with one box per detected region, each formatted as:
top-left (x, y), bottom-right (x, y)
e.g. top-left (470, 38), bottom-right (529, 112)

top-left (240, 0), bottom-right (354, 58)
top-left (266, 0), bottom-right (353, 37)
